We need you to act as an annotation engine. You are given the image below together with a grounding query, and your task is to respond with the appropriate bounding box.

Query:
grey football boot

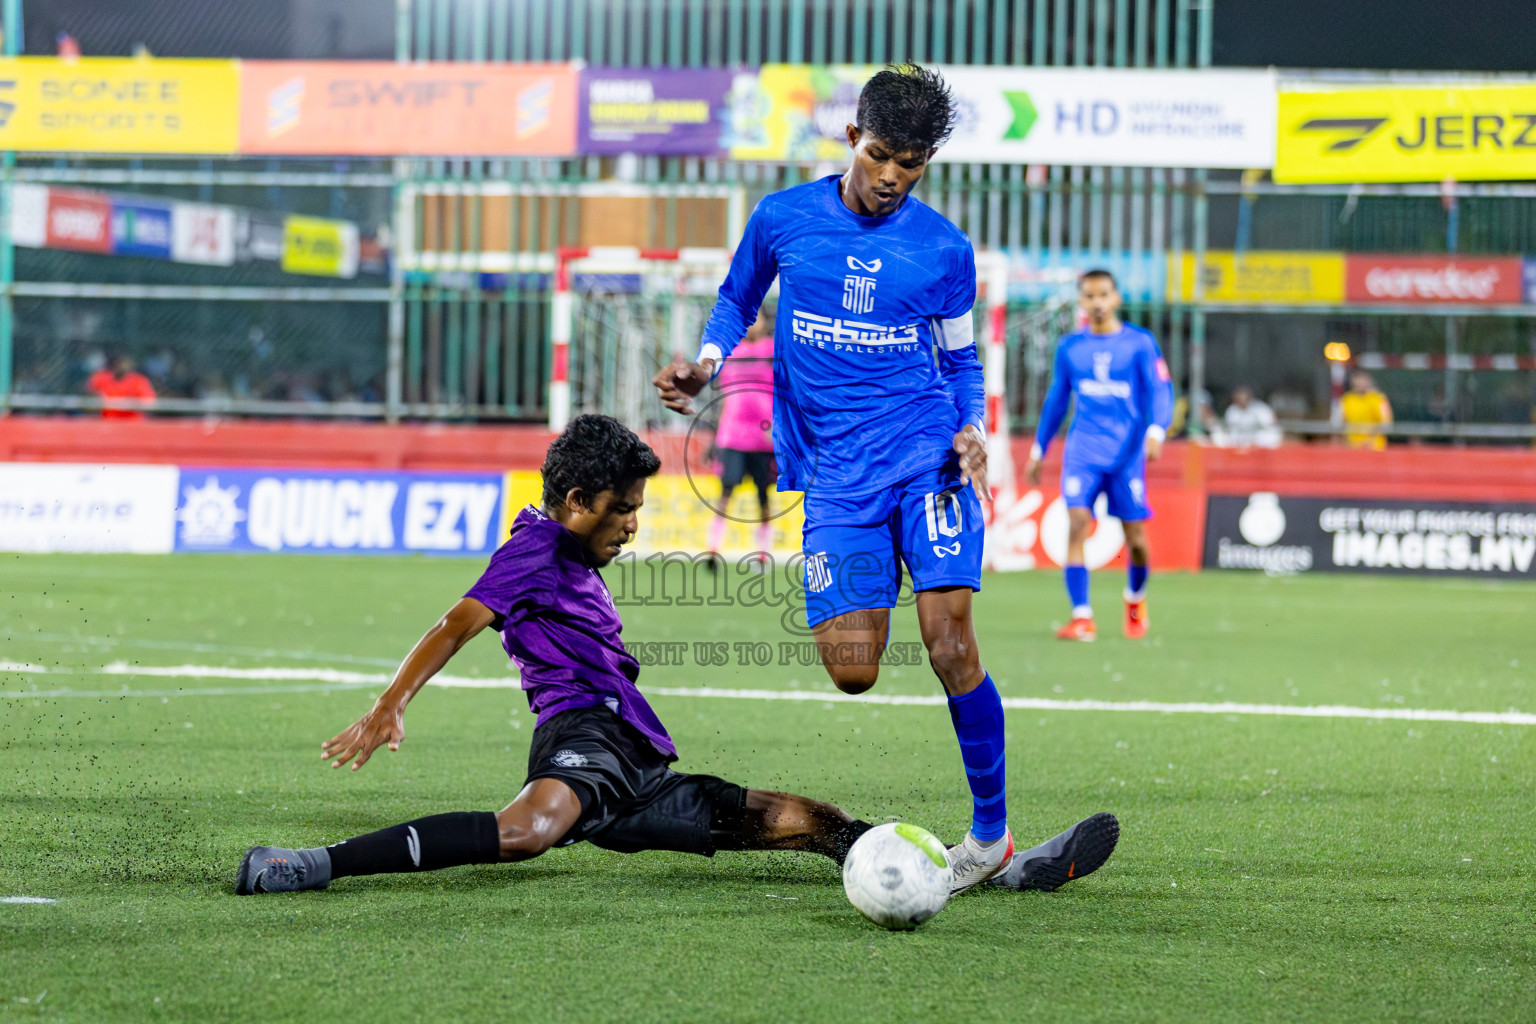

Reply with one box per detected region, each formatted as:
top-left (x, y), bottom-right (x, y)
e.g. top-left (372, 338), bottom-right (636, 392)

top-left (988, 812), bottom-right (1119, 891)
top-left (235, 845), bottom-right (332, 895)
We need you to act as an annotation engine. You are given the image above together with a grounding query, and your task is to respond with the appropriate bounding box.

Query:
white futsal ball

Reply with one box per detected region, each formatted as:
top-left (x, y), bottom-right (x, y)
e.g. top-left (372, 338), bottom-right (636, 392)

top-left (842, 822), bottom-right (953, 930)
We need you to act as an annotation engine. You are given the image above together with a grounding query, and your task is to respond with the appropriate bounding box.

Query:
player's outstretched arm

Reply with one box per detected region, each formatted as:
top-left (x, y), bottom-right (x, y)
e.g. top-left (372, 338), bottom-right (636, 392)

top-left (1026, 343), bottom-right (1074, 484)
top-left (651, 357), bottom-right (717, 414)
top-left (322, 597), bottom-right (496, 771)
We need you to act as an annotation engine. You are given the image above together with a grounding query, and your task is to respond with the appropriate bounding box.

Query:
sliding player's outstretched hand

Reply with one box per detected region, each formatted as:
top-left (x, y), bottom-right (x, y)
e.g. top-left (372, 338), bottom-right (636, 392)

top-left (954, 426), bottom-right (991, 501)
top-left (322, 700), bottom-right (405, 771)
top-left (651, 358), bottom-right (716, 415)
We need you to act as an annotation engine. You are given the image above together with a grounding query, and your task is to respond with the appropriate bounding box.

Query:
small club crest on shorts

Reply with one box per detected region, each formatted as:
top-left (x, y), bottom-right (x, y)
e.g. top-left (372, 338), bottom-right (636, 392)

top-left (552, 749), bottom-right (589, 768)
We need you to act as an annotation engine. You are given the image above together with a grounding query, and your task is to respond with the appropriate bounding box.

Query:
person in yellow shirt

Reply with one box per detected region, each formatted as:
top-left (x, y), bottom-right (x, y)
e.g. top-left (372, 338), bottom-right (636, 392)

top-left (1342, 370), bottom-right (1393, 450)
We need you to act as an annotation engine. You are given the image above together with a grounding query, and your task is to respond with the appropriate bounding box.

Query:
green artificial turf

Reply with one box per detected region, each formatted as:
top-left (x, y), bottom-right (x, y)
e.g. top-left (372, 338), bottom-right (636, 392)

top-left (2, 553), bottom-right (1534, 1023)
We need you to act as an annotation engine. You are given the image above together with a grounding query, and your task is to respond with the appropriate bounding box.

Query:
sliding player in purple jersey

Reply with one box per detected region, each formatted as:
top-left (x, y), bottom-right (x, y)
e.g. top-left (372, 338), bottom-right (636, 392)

top-left (653, 65), bottom-right (1016, 892)
top-left (235, 416), bottom-right (1118, 897)
top-left (1024, 270), bottom-right (1175, 642)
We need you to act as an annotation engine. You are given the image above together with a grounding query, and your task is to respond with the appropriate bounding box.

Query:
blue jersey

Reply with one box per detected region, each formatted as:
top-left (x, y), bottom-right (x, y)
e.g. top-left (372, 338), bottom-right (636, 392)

top-left (696, 175), bottom-right (983, 497)
top-left (1034, 324), bottom-right (1174, 472)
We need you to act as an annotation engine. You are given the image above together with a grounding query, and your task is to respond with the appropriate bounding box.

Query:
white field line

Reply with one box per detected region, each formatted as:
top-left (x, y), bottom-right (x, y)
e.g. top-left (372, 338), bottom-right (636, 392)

top-left (1, 897), bottom-right (57, 904)
top-left (1, 663), bottom-right (1534, 726)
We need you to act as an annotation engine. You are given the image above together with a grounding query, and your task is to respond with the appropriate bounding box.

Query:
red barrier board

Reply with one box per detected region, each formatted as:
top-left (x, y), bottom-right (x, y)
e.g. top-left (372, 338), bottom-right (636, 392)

top-left (44, 189), bottom-right (112, 253)
top-left (1344, 254), bottom-right (1524, 304)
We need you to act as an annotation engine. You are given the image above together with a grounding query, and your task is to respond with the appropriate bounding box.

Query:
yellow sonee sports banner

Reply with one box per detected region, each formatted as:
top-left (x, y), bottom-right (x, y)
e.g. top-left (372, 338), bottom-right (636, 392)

top-left (1275, 85), bottom-right (1536, 184)
top-left (0, 57), bottom-right (240, 154)
top-left (1169, 251), bottom-right (1345, 305)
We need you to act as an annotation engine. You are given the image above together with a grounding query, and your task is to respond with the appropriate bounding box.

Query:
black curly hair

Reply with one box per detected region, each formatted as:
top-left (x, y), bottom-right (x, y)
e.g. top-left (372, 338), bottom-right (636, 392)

top-left (540, 414), bottom-right (661, 511)
top-left (855, 63), bottom-right (959, 154)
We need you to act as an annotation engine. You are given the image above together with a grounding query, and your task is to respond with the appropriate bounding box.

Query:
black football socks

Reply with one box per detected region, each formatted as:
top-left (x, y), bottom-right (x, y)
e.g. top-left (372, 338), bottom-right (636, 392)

top-left (325, 811), bottom-right (502, 878)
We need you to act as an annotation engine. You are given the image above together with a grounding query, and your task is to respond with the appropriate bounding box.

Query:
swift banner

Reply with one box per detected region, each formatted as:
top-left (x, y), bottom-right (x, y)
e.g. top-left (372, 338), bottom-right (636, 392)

top-left (579, 67), bottom-right (741, 156)
top-left (239, 61), bottom-right (579, 156)
top-left (1169, 251), bottom-right (1346, 305)
top-left (1275, 84), bottom-right (1536, 183)
top-left (0, 57), bottom-right (239, 154)
top-left (937, 67), bottom-right (1278, 168)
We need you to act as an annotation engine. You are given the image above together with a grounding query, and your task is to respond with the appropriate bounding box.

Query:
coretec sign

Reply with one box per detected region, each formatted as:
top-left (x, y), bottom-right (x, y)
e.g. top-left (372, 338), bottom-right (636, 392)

top-left (1344, 255), bottom-right (1524, 304)
top-left (1276, 84), bottom-right (1536, 183)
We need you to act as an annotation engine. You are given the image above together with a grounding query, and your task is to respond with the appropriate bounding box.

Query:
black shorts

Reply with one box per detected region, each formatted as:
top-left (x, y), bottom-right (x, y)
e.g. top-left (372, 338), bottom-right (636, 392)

top-left (525, 706), bottom-right (746, 857)
top-left (719, 448), bottom-right (775, 503)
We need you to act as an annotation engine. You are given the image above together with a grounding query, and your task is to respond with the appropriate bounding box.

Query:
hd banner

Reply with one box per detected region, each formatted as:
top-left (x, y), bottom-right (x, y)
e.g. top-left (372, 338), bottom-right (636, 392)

top-left (725, 65), bottom-right (1278, 167)
top-left (1205, 493), bottom-right (1536, 577)
top-left (1275, 84), bottom-right (1536, 183)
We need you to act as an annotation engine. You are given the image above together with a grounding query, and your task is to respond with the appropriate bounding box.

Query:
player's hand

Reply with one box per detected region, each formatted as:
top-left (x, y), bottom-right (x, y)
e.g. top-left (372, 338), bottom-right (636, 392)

top-left (322, 700), bottom-right (405, 772)
top-left (1024, 457), bottom-right (1043, 487)
top-left (953, 426), bottom-right (992, 501)
top-left (652, 358), bottom-right (716, 415)
top-left (1145, 435), bottom-right (1164, 461)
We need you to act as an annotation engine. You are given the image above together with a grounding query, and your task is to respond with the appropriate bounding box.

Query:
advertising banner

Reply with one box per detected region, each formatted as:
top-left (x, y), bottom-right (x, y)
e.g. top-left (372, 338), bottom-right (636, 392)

top-left (1008, 249), bottom-right (1165, 304)
top-left (44, 188), bottom-right (112, 253)
top-left (937, 67), bottom-right (1278, 168)
top-left (174, 469), bottom-right (505, 556)
top-left (1526, 259), bottom-right (1536, 305)
top-left (1205, 493), bottom-right (1536, 577)
top-left (985, 482), bottom-right (1205, 571)
top-left (579, 67), bottom-right (739, 156)
top-left (111, 197), bottom-right (174, 259)
top-left (1275, 84), bottom-right (1536, 184)
top-left (502, 471), bottom-right (805, 557)
top-left (0, 57), bottom-right (239, 154)
top-left (171, 202), bottom-right (236, 266)
top-left (239, 61), bottom-right (579, 157)
top-left (281, 215), bottom-right (359, 278)
top-left (1344, 255), bottom-right (1524, 304)
top-left (728, 64), bottom-right (875, 162)
top-left (0, 464), bottom-right (179, 554)
top-left (11, 183), bottom-right (49, 247)
top-left (1169, 251), bottom-right (1345, 305)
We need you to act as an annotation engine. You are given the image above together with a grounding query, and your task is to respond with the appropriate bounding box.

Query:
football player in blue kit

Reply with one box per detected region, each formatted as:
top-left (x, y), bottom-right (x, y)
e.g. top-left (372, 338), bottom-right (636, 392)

top-left (653, 64), bottom-right (1014, 892)
top-left (1023, 270), bottom-right (1175, 642)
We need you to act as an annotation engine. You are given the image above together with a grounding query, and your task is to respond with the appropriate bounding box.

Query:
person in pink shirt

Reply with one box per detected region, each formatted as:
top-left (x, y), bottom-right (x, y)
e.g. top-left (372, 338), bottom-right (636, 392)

top-left (708, 307), bottom-right (776, 563)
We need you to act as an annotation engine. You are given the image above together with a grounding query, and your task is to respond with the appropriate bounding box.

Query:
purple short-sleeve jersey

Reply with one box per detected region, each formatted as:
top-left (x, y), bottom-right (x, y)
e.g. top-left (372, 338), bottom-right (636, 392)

top-left (464, 505), bottom-right (675, 759)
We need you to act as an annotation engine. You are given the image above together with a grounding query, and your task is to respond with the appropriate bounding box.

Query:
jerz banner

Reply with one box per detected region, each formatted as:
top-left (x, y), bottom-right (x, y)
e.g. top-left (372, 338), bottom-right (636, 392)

top-left (239, 61), bottom-right (579, 156)
top-left (1275, 84), bottom-right (1536, 183)
top-left (1206, 493), bottom-right (1536, 577)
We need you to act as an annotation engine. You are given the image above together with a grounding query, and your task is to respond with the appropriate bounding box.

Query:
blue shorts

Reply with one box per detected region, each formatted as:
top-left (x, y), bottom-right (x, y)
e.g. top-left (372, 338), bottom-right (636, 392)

top-left (1061, 458), bottom-right (1152, 522)
top-left (801, 464), bottom-right (984, 629)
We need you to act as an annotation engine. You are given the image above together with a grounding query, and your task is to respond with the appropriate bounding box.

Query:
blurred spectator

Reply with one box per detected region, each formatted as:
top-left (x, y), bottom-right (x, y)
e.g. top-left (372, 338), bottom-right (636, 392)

top-left (1222, 386), bottom-right (1281, 448)
top-left (1342, 370), bottom-right (1392, 450)
top-left (86, 354), bottom-right (156, 420)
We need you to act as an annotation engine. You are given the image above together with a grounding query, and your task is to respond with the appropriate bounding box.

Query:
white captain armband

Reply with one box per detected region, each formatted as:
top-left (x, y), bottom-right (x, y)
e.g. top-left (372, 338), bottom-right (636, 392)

top-left (932, 314), bottom-right (976, 351)
top-left (1145, 425), bottom-right (1167, 443)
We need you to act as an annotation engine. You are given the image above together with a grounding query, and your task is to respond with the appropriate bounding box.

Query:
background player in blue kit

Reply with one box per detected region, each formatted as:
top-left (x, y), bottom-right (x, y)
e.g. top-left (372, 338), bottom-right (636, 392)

top-left (653, 65), bottom-right (1015, 892)
top-left (1024, 270), bottom-right (1175, 642)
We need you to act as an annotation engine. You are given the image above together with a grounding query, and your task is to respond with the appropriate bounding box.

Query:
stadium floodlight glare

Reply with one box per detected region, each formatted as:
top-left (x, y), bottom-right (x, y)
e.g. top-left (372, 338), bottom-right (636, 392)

top-left (1324, 341), bottom-right (1352, 362)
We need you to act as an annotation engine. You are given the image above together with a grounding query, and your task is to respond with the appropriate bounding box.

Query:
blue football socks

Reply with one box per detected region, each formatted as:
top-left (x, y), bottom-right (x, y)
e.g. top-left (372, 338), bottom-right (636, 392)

top-left (947, 673), bottom-right (1008, 842)
top-left (1065, 564), bottom-right (1092, 618)
top-left (1128, 563), bottom-right (1149, 599)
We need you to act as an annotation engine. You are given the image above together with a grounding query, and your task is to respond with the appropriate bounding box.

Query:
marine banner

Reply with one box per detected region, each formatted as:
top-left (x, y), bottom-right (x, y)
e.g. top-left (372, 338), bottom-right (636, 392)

top-left (1274, 84), bottom-right (1536, 183)
top-left (0, 464), bottom-right (179, 554)
top-left (1169, 251), bottom-right (1345, 305)
top-left (239, 61), bottom-right (579, 157)
top-left (1205, 493), bottom-right (1536, 577)
top-left (0, 57), bottom-right (240, 154)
